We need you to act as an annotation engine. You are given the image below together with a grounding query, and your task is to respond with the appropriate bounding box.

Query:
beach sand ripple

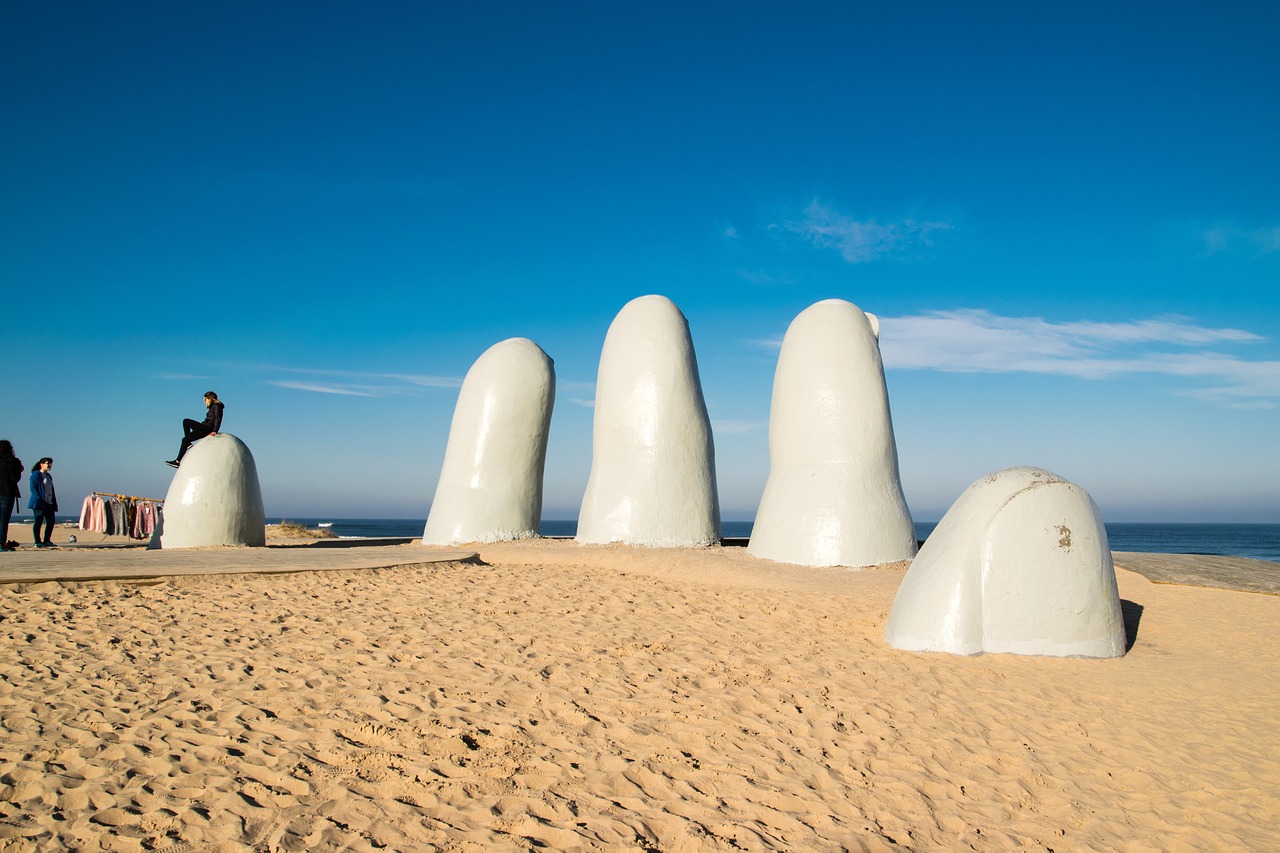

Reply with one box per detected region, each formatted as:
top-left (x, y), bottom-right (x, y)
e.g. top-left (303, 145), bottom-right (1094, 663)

top-left (1, 541), bottom-right (1277, 851)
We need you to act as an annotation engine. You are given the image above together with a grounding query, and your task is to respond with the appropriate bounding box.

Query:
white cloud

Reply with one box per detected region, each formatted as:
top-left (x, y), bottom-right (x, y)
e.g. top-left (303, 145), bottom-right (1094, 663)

top-left (873, 309), bottom-right (1277, 406)
top-left (748, 334), bottom-right (785, 351)
top-left (259, 366), bottom-right (462, 397)
top-left (381, 373), bottom-right (466, 389)
top-left (781, 200), bottom-right (951, 263)
top-left (1202, 224), bottom-right (1280, 257)
top-left (749, 309), bottom-right (1277, 407)
top-left (737, 269), bottom-right (797, 287)
top-left (712, 419), bottom-right (767, 435)
top-left (269, 381), bottom-right (378, 397)
top-left (557, 380), bottom-right (597, 408)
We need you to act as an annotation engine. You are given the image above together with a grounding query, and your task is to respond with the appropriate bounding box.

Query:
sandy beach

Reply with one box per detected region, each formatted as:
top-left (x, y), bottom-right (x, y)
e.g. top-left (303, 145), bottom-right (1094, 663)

top-left (1, 534), bottom-right (1277, 851)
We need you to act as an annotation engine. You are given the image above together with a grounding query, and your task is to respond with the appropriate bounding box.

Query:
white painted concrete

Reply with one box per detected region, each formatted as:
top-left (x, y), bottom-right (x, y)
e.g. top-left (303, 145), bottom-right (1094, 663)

top-left (885, 467), bottom-right (1126, 658)
top-left (748, 299), bottom-right (917, 567)
top-left (423, 338), bottom-right (555, 545)
top-left (153, 434), bottom-right (266, 549)
top-left (577, 295), bottom-right (721, 546)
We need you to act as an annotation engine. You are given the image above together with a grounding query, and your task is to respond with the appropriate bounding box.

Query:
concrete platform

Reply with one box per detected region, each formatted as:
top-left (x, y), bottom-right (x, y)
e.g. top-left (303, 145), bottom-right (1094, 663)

top-left (1113, 551), bottom-right (1280, 596)
top-left (0, 537), bottom-right (1274, 596)
top-left (0, 539), bottom-right (479, 585)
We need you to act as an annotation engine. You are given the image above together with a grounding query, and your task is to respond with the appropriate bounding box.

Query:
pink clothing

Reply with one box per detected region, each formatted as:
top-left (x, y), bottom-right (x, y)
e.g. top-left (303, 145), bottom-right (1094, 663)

top-left (78, 495), bottom-right (160, 538)
top-left (79, 494), bottom-right (107, 534)
top-left (131, 502), bottom-right (159, 538)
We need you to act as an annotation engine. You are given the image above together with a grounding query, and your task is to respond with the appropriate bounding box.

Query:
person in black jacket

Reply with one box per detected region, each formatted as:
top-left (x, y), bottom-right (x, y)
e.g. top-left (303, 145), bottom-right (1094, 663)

top-left (0, 440), bottom-right (21, 551)
top-left (167, 391), bottom-right (225, 467)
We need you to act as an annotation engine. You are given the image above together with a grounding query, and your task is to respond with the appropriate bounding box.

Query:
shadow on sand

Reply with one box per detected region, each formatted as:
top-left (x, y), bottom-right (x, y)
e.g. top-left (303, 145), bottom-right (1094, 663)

top-left (1121, 599), bottom-right (1144, 652)
top-left (267, 537), bottom-right (415, 549)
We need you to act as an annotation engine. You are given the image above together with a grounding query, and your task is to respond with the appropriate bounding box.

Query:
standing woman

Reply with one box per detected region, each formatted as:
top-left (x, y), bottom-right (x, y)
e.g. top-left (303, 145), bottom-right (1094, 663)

top-left (0, 441), bottom-right (21, 551)
top-left (28, 457), bottom-right (58, 548)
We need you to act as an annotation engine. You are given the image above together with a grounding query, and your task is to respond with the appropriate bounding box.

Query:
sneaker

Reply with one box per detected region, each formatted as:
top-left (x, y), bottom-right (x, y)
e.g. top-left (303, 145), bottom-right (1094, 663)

top-left (165, 460), bottom-right (180, 468)
top-left (33, 542), bottom-right (44, 548)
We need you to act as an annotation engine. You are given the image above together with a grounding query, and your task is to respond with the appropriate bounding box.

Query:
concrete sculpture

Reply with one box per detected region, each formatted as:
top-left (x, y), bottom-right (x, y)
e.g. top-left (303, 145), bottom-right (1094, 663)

top-left (748, 299), bottom-right (917, 567)
top-left (151, 434), bottom-right (266, 549)
top-left (885, 467), bottom-right (1126, 658)
top-left (423, 337), bottom-right (556, 545)
top-left (577, 294), bottom-right (721, 546)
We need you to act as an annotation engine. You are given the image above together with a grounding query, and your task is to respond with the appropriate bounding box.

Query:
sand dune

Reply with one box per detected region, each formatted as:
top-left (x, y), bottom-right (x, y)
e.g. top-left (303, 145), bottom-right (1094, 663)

top-left (0, 539), bottom-right (1276, 850)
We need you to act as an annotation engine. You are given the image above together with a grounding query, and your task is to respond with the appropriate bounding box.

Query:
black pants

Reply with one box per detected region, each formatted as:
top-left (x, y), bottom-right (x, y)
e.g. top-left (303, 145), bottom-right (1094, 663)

top-left (177, 419), bottom-right (213, 461)
top-left (32, 505), bottom-right (55, 545)
top-left (0, 496), bottom-right (14, 547)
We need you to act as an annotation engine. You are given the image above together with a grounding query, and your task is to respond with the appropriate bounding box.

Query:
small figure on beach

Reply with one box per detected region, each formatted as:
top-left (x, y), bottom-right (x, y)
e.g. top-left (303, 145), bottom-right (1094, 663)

top-left (28, 457), bottom-right (57, 549)
top-left (167, 391), bottom-right (224, 468)
top-left (0, 440), bottom-right (22, 551)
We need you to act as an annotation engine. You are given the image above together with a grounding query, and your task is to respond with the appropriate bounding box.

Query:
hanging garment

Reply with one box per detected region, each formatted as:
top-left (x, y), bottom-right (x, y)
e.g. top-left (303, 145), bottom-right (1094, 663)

top-left (79, 495), bottom-right (107, 534)
top-left (132, 501), bottom-right (159, 539)
top-left (105, 499), bottom-right (126, 536)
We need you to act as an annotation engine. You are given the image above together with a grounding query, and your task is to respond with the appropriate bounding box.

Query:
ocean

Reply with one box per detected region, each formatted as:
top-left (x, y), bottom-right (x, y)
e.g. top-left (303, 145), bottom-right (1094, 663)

top-left (264, 518), bottom-right (1280, 564)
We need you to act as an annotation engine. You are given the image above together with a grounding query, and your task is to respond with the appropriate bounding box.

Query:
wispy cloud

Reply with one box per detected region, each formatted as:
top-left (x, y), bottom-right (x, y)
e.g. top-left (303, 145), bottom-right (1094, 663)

top-left (737, 269), bottom-right (797, 287)
top-left (750, 310), bottom-right (1278, 408)
top-left (749, 334), bottom-right (785, 351)
top-left (262, 366), bottom-right (462, 397)
top-left (384, 373), bottom-right (467, 389)
top-left (1201, 224), bottom-right (1280, 257)
top-left (269, 381), bottom-right (378, 397)
top-left (779, 200), bottom-right (951, 263)
top-left (556, 380), bottom-right (597, 408)
top-left (712, 419), bottom-right (767, 435)
top-left (879, 310), bottom-right (1277, 406)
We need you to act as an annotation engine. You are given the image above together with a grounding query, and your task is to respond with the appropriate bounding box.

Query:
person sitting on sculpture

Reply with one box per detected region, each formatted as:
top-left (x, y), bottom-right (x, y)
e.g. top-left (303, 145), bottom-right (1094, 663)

top-left (166, 391), bottom-right (224, 468)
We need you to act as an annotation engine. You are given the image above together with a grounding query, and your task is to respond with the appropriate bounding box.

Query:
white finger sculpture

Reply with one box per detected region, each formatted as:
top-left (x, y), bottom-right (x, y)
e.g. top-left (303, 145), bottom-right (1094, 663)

top-left (423, 338), bottom-right (555, 545)
top-left (577, 295), bottom-right (721, 546)
top-left (152, 434), bottom-right (266, 549)
top-left (748, 299), bottom-right (917, 567)
top-left (885, 467), bottom-right (1126, 658)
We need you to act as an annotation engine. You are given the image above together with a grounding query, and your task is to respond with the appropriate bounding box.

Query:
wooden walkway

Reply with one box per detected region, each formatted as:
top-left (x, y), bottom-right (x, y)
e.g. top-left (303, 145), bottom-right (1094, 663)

top-left (0, 539), bottom-right (1274, 596)
top-left (0, 539), bottom-right (478, 585)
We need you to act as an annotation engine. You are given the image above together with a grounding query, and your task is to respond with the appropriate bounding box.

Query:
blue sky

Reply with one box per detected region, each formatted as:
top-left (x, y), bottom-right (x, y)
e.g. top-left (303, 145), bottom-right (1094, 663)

top-left (4, 1), bottom-right (1278, 523)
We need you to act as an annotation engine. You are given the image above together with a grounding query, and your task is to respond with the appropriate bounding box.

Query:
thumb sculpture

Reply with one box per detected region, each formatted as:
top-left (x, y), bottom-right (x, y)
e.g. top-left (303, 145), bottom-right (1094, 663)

top-left (422, 337), bottom-right (556, 545)
top-left (885, 467), bottom-right (1126, 658)
top-left (748, 299), bottom-right (917, 567)
top-left (151, 433), bottom-right (266, 549)
top-left (577, 294), bottom-right (721, 546)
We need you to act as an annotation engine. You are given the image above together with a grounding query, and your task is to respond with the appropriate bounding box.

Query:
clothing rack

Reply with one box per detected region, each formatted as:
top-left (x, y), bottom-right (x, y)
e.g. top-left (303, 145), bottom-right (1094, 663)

top-left (81, 493), bottom-right (164, 540)
top-left (92, 491), bottom-right (165, 504)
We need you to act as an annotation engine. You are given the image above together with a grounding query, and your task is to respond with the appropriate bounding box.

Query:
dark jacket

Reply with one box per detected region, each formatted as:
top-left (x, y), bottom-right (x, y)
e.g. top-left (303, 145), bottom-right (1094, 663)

top-left (0, 457), bottom-right (20, 499)
top-left (28, 470), bottom-right (56, 512)
top-left (204, 400), bottom-right (225, 433)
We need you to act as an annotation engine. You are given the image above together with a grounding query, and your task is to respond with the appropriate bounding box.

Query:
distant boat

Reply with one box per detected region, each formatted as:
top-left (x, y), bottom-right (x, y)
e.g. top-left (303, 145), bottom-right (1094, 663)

top-left (318, 522), bottom-right (333, 528)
